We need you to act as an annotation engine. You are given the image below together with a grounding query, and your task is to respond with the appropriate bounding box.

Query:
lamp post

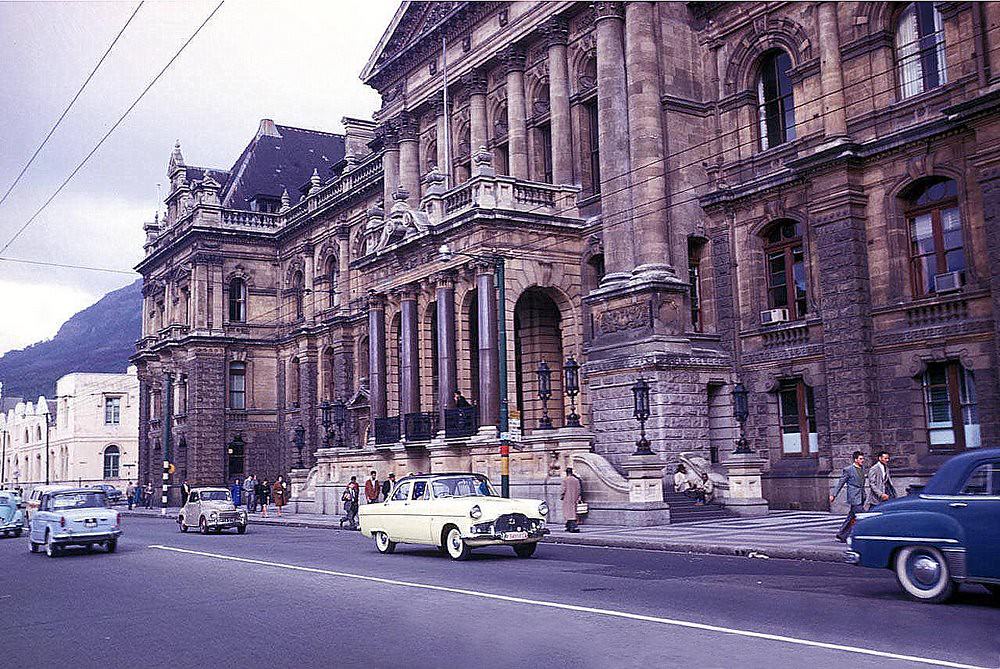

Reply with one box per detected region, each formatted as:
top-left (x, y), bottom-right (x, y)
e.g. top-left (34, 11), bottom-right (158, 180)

top-left (320, 400), bottom-right (332, 447)
top-left (332, 397), bottom-right (348, 449)
top-left (438, 243), bottom-right (511, 497)
top-left (38, 400), bottom-right (52, 485)
top-left (732, 382), bottom-right (752, 455)
top-left (293, 424), bottom-right (306, 469)
top-left (563, 356), bottom-right (581, 428)
top-left (536, 361), bottom-right (554, 430)
top-left (631, 377), bottom-right (653, 456)
top-left (0, 415), bottom-right (7, 486)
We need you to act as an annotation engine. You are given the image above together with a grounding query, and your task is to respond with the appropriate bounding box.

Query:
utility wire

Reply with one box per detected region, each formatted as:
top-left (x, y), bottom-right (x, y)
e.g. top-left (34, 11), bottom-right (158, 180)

top-left (0, 0), bottom-right (226, 258)
top-left (0, 256), bottom-right (137, 276)
top-left (0, 2), bottom-right (144, 211)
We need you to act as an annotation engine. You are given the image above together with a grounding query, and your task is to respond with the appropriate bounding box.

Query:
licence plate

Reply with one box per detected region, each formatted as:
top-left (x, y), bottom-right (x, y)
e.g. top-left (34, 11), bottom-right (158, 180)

top-left (503, 531), bottom-right (528, 541)
top-left (84, 519), bottom-right (97, 528)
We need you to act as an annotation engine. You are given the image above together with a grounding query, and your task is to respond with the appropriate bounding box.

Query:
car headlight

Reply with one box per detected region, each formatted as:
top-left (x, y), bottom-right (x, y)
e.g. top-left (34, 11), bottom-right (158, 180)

top-left (538, 502), bottom-right (548, 516)
top-left (469, 505), bottom-right (482, 520)
top-left (209, 511), bottom-right (218, 519)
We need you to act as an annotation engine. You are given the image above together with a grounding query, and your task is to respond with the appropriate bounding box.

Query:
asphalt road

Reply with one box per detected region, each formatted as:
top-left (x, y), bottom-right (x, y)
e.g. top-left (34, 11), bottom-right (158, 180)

top-left (2, 517), bottom-right (997, 669)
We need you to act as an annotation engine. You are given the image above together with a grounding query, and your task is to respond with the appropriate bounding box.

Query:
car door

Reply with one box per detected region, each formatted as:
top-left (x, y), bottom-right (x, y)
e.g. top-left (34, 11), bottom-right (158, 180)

top-left (381, 482), bottom-right (412, 540)
top-left (185, 491), bottom-right (199, 526)
top-left (399, 480), bottom-right (433, 543)
top-left (945, 459), bottom-right (1000, 579)
top-left (30, 494), bottom-right (51, 542)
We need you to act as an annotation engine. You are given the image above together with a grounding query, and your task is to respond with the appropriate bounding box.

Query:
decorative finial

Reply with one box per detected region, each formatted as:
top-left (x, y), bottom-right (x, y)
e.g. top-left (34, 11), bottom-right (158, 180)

top-left (280, 188), bottom-right (291, 212)
top-left (309, 168), bottom-right (322, 195)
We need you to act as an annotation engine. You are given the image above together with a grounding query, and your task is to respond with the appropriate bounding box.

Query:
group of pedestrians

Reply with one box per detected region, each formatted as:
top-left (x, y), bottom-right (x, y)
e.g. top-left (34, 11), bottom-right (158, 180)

top-left (239, 474), bottom-right (289, 517)
top-left (337, 470), bottom-right (399, 529)
top-left (125, 481), bottom-right (154, 509)
top-left (831, 450), bottom-right (896, 543)
top-left (673, 464), bottom-right (714, 504)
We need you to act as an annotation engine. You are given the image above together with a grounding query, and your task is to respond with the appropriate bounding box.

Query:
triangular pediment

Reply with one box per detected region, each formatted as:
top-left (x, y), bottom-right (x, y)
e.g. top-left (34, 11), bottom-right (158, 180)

top-left (361, 1), bottom-right (463, 83)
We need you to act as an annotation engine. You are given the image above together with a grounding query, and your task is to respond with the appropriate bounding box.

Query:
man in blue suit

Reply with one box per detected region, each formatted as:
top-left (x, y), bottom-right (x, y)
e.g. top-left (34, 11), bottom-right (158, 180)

top-left (830, 450), bottom-right (866, 543)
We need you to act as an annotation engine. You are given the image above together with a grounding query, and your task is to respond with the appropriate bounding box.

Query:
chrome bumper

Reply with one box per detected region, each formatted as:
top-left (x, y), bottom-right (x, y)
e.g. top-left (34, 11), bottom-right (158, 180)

top-left (844, 550), bottom-right (860, 565)
top-left (52, 528), bottom-right (122, 545)
top-left (464, 529), bottom-right (548, 547)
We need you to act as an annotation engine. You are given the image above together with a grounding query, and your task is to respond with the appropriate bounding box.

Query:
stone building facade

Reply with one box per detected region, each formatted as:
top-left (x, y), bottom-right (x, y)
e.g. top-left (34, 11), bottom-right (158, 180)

top-left (134, 1), bottom-right (1000, 514)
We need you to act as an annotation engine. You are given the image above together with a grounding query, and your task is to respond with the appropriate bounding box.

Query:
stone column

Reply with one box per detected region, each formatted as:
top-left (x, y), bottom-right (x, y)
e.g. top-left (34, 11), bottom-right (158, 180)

top-left (193, 264), bottom-right (209, 329)
top-left (502, 46), bottom-right (529, 180)
top-left (367, 292), bottom-right (387, 420)
top-left (399, 286), bottom-right (420, 417)
top-left (464, 70), bottom-right (489, 157)
top-left (303, 246), bottom-right (315, 322)
top-left (433, 92), bottom-right (449, 177)
top-left (435, 273), bottom-right (458, 429)
top-left (474, 263), bottom-right (499, 428)
top-left (594, 1), bottom-right (634, 283)
top-left (817, 2), bottom-right (847, 139)
top-left (625, 1), bottom-right (674, 279)
top-left (380, 122), bottom-right (400, 208)
top-left (543, 16), bottom-right (573, 185)
top-left (397, 113), bottom-right (421, 205)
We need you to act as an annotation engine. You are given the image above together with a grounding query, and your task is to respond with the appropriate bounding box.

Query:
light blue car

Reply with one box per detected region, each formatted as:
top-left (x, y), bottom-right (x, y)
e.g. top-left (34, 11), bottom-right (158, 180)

top-left (28, 488), bottom-right (122, 557)
top-left (0, 491), bottom-right (24, 538)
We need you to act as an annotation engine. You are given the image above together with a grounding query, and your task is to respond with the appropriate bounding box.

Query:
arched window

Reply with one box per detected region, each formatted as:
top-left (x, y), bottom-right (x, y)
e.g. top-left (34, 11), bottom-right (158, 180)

top-left (905, 177), bottom-right (964, 296)
top-left (757, 50), bottom-right (796, 151)
top-left (762, 219), bottom-right (808, 320)
top-left (103, 445), bottom-right (121, 479)
top-left (292, 271), bottom-right (305, 320)
top-left (778, 379), bottom-right (818, 456)
top-left (326, 257), bottom-right (338, 309)
top-left (228, 277), bottom-right (247, 323)
top-left (923, 361), bottom-right (979, 450)
top-left (288, 357), bottom-right (301, 408)
top-left (895, 2), bottom-right (947, 99)
top-left (228, 362), bottom-right (246, 410)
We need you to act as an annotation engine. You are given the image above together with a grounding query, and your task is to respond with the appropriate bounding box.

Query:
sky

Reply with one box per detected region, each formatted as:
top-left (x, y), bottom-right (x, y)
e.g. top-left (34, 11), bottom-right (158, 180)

top-left (0, 0), bottom-right (399, 355)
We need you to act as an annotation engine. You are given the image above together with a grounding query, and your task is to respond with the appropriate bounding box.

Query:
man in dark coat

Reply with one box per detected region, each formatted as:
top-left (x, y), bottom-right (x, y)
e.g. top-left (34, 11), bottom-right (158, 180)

top-left (831, 451), bottom-right (866, 542)
top-left (181, 480), bottom-right (191, 506)
top-left (381, 472), bottom-right (396, 500)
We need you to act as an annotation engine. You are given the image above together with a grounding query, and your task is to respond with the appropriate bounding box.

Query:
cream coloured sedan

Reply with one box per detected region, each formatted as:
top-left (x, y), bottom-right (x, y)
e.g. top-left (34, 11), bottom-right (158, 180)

top-left (359, 473), bottom-right (549, 560)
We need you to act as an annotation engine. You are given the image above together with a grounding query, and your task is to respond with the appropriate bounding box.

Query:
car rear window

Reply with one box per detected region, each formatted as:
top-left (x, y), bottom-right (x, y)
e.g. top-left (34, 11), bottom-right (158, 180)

top-left (50, 492), bottom-right (108, 510)
top-left (961, 462), bottom-right (1000, 496)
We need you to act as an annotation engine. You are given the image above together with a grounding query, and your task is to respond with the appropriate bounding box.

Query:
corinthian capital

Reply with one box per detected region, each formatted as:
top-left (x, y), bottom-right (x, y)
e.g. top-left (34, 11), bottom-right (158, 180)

top-left (593, 1), bottom-right (624, 22)
top-left (540, 15), bottom-right (569, 48)
top-left (460, 69), bottom-right (488, 96)
top-left (500, 45), bottom-right (527, 75)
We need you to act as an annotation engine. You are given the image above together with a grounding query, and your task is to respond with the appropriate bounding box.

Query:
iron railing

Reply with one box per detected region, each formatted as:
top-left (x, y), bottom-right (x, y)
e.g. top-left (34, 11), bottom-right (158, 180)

top-left (374, 416), bottom-right (401, 445)
top-left (403, 412), bottom-right (436, 442)
top-left (444, 407), bottom-right (479, 438)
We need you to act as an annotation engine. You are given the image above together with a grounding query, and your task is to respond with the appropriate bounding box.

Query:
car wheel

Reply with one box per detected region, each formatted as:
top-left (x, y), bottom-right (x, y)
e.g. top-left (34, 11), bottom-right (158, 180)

top-left (894, 546), bottom-right (956, 604)
top-left (106, 539), bottom-right (117, 553)
top-left (237, 524), bottom-right (247, 535)
top-left (199, 517), bottom-right (209, 535)
top-left (513, 543), bottom-right (538, 559)
top-left (444, 526), bottom-right (471, 561)
top-left (374, 531), bottom-right (396, 554)
top-left (45, 531), bottom-right (59, 558)
top-left (29, 541), bottom-right (39, 554)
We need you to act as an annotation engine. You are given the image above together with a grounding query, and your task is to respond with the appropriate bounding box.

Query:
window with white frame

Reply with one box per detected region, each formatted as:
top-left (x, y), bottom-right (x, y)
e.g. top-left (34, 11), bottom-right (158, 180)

top-left (778, 379), bottom-right (818, 456)
top-left (923, 361), bottom-right (980, 450)
top-left (895, 2), bottom-right (947, 100)
top-left (105, 396), bottom-right (121, 424)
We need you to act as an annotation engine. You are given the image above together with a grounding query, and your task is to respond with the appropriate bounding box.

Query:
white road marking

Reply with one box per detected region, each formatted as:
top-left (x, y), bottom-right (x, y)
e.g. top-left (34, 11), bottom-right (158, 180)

top-left (149, 544), bottom-right (987, 669)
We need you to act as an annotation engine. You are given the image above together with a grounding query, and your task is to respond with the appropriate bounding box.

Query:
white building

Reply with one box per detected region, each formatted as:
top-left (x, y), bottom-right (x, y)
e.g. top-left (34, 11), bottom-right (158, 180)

top-left (0, 369), bottom-right (139, 490)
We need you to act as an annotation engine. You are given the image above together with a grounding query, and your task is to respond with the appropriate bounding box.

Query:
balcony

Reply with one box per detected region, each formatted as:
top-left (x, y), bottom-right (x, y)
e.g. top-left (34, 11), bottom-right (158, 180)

top-left (444, 407), bottom-right (478, 439)
top-left (374, 416), bottom-right (401, 445)
top-left (403, 412), bottom-right (436, 442)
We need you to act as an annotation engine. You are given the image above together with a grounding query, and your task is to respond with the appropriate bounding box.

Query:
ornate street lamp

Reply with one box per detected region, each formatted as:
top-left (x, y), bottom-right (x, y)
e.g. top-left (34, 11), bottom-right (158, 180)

top-left (332, 397), bottom-right (348, 449)
top-left (563, 356), bottom-right (581, 428)
top-left (319, 399), bottom-right (332, 447)
top-left (536, 361), bottom-right (554, 430)
top-left (732, 382), bottom-right (753, 455)
top-left (293, 424), bottom-right (306, 469)
top-left (631, 377), bottom-right (653, 456)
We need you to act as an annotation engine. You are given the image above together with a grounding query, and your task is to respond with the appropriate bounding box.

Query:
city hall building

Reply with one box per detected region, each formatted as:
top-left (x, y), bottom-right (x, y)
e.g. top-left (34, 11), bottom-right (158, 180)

top-left (134, 1), bottom-right (1000, 517)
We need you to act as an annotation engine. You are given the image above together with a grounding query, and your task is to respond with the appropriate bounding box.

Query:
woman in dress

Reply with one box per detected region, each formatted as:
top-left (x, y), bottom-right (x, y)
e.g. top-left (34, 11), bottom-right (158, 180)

top-left (258, 478), bottom-right (271, 518)
top-left (272, 476), bottom-right (288, 517)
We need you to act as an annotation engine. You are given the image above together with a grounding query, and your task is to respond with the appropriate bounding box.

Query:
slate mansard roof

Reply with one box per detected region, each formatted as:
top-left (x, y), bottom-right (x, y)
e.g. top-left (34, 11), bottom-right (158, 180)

top-left (219, 121), bottom-right (346, 211)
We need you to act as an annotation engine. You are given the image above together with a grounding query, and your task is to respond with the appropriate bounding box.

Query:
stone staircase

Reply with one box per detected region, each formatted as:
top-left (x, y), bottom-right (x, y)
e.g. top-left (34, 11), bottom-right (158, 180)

top-left (663, 490), bottom-right (730, 523)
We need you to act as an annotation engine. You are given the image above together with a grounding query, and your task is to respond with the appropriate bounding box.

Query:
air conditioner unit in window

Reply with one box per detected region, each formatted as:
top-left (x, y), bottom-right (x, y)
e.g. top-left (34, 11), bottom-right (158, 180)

top-left (933, 271), bottom-right (964, 293)
top-left (760, 308), bottom-right (789, 325)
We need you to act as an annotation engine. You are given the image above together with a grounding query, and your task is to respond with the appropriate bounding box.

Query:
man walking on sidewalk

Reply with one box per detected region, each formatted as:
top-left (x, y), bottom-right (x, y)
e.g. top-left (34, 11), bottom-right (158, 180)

top-left (364, 470), bottom-right (380, 505)
top-left (243, 474), bottom-right (256, 514)
top-left (831, 451), bottom-right (866, 543)
top-left (865, 450), bottom-right (895, 510)
top-left (560, 467), bottom-right (582, 533)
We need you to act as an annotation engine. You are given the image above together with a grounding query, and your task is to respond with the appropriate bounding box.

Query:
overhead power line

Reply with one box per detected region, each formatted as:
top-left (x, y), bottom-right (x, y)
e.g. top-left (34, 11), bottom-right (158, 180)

top-left (0, 0), bottom-right (226, 258)
top-left (0, 2), bottom-right (145, 210)
top-left (0, 256), bottom-right (137, 276)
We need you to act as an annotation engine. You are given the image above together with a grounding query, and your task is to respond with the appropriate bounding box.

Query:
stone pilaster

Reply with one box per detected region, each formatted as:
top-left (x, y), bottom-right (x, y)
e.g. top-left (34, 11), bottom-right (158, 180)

top-left (474, 262), bottom-right (499, 428)
top-left (625, 1), bottom-right (675, 280)
top-left (817, 2), bottom-right (847, 139)
top-left (435, 272), bottom-right (458, 430)
top-left (397, 113), bottom-right (421, 205)
top-left (502, 46), bottom-right (529, 179)
top-left (593, 1), bottom-right (633, 283)
top-left (973, 150), bottom-right (1000, 446)
top-left (367, 292), bottom-right (388, 420)
top-left (398, 285), bottom-right (421, 417)
top-left (543, 16), bottom-right (573, 185)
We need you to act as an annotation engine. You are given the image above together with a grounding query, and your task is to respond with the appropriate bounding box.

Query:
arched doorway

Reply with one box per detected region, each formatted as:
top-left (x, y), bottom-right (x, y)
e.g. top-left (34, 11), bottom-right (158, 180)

top-left (514, 289), bottom-right (564, 433)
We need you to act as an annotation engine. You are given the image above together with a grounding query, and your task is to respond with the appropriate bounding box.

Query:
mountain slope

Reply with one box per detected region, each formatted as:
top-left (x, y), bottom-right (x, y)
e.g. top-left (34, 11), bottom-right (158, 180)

top-left (0, 279), bottom-right (142, 398)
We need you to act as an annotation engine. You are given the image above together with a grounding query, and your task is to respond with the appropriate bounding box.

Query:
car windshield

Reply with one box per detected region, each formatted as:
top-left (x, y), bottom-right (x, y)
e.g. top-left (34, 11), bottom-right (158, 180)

top-left (0, 495), bottom-right (14, 507)
top-left (50, 492), bottom-right (108, 510)
top-left (431, 476), bottom-right (498, 499)
top-left (201, 491), bottom-right (231, 502)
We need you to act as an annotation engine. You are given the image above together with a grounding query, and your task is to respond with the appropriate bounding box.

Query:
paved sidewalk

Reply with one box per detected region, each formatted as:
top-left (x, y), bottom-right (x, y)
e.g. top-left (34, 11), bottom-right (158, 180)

top-left (124, 507), bottom-right (847, 563)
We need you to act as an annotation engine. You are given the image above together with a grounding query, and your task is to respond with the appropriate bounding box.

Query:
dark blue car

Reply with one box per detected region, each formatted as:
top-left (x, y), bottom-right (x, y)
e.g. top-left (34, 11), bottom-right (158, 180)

top-left (846, 448), bottom-right (1000, 603)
